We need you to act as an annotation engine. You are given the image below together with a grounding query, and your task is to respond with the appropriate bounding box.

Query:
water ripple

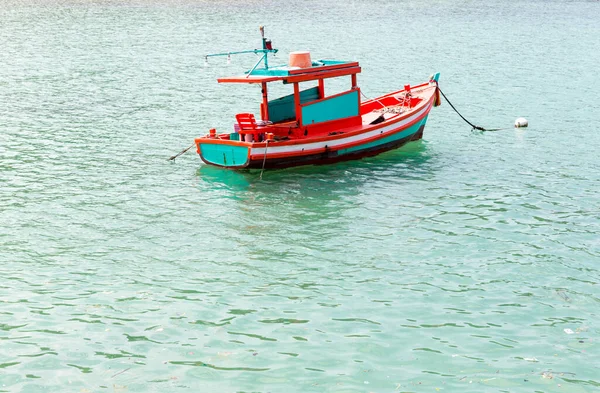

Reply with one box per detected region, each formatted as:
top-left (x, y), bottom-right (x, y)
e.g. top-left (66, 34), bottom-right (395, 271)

top-left (1, 0), bottom-right (600, 392)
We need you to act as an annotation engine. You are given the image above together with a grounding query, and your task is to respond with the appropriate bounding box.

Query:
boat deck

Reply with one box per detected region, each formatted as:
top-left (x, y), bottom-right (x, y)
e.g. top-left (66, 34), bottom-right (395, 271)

top-left (250, 83), bottom-right (434, 142)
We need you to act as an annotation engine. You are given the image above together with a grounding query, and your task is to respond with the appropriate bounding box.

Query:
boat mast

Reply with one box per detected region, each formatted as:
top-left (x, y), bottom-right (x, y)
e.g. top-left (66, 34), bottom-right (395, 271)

top-left (204, 26), bottom-right (277, 73)
top-left (260, 26), bottom-right (269, 69)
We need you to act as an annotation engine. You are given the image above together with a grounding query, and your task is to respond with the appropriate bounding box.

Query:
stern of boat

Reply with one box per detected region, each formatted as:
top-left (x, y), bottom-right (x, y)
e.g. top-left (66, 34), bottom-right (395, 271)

top-left (195, 137), bottom-right (250, 168)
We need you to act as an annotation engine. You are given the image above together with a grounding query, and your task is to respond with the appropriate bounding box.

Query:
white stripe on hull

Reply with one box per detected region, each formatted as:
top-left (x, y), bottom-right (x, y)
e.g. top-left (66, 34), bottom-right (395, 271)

top-left (250, 100), bottom-right (433, 157)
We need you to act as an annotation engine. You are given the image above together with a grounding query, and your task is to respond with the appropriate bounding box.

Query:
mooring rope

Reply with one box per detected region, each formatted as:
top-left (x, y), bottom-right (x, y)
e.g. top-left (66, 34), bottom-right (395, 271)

top-left (168, 143), bottom-right (195, 161)
top-left (435, 85), bottom-right (486, 131)
top-left (259, 140), bottom-right (269, 180)
top-left (435, 84), bottom-right (508, 132)
top-left (360, 90), bottom-right (386, 109)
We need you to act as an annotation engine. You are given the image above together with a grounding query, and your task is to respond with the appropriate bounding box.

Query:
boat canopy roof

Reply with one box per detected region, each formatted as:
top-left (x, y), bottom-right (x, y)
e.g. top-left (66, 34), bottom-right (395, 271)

top-left (217, 60), bottom-right (361, 84)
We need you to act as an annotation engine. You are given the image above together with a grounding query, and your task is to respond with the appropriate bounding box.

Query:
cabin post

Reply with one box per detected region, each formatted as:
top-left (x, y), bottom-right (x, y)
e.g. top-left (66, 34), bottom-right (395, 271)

top-left (293, 82), bottom-right (302, 126)
top-left (352, 73), bottom-right (361, 107)
top-left (261, 82), bottom-right (269, 121)
top-left (318, 79), bottom-right (325, 99)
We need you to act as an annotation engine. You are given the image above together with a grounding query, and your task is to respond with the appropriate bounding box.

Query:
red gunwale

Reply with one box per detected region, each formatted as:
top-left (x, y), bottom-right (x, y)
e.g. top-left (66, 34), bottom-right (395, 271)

top-left (195, 86), bottom-right (435, 152)
top-left (247, 100), bottom-right (433, 161)
top-left (273, 90), bottom-right (433, 146)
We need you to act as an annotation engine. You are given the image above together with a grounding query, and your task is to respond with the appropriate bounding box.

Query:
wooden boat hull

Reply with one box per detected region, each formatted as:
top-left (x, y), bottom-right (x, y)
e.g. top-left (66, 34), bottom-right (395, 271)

top-left (196, 82), bottom-right (437, 170)
top-left (245, 116), bottom-right (428, 169)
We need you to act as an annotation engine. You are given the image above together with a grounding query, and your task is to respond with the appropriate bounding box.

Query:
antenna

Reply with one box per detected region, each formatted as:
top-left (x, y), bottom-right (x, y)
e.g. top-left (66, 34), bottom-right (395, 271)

top-left (204, 26), bottom-right (278, 72)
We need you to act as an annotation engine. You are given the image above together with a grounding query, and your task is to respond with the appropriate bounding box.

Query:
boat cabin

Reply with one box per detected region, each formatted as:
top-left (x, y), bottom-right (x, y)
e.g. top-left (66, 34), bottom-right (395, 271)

top-left (217, 52), bottom-right (363, 142)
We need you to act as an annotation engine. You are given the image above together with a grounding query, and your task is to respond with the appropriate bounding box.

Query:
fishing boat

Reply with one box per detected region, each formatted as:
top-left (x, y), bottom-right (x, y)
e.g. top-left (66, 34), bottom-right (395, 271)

top-left (195, 27), bottom-right (440, 170)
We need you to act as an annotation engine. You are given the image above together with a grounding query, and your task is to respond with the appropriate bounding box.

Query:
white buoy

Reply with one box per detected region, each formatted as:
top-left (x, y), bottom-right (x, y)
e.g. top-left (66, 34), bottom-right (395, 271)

top-left (515, 117), bottom-right (528, 128)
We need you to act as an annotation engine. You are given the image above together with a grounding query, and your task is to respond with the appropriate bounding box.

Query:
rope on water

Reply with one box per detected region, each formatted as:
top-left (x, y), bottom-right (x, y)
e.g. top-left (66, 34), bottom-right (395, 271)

top-left (168, 143), bottom-right (194, 161)
top-left (436, 83), bottom-right (508, 132)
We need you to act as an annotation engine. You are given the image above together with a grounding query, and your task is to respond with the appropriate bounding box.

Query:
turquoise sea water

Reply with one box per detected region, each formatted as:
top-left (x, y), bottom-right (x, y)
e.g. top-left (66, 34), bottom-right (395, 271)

top-left (1, 1), bottom-right (600, 392)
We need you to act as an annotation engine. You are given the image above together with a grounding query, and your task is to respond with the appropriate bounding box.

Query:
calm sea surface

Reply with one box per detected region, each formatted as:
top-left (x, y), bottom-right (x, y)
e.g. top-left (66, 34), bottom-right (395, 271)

top-left (1, 1), bottom-right (599, 392)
